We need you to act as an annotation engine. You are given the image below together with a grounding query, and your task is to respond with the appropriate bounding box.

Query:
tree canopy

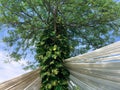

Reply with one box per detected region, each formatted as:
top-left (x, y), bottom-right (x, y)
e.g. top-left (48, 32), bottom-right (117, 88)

top-left (0, 0), bottom-right (120, 89)
top-left (0, 0), bottom-right (120, 60)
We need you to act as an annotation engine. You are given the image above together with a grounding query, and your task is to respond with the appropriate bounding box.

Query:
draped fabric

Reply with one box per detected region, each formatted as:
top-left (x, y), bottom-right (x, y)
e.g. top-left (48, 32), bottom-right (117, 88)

top-left (65, 41), bottom-right (120, 90)
top-left (0, 69), bottom-right (41, 90)
top-left (0, 41), bottom-right (120, 90)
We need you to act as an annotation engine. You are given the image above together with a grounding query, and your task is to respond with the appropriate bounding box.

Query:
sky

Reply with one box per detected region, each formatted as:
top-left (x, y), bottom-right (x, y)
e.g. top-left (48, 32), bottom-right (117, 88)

top-left (0, 54), bottom-right (30, 83)
top-left (0, 27), bottom-right (31, 83)
top-left (0, 47), bottom-right (30, 83)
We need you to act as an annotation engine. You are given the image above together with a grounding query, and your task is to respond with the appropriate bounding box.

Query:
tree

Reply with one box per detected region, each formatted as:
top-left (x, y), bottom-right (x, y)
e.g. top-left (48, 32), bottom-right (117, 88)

top-left (0, 0), bottom-right (120, 90)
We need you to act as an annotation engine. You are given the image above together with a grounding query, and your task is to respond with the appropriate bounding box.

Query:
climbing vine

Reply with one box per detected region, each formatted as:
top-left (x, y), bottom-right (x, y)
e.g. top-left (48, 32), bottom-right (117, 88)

top-left (36, 18), bottom-right (70, 90)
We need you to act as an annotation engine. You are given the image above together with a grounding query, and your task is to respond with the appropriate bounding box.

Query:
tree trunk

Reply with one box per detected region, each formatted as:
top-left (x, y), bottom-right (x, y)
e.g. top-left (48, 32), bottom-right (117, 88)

top-left (36, 18), bottom-right (70, 90)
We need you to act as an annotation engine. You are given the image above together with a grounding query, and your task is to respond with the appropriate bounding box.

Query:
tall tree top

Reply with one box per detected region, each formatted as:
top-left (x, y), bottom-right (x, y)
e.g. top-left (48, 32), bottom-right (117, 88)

top-left (0, 0), bottom-right (120, 62)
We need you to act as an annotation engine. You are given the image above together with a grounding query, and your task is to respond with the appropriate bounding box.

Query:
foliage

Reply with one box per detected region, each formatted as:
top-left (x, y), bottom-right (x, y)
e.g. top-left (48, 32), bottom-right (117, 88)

top-left (0, 0), bottom-right (120, 89)
top-left (36, 18), bottom-right (70, 89)
top-left (0, 0), bottom-right (120, 59)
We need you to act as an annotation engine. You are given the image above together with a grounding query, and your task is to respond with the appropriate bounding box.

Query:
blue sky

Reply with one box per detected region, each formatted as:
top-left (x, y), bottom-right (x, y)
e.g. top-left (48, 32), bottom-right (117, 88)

top-left (0, 27), bottom-right (31, 83)
top-left (0, 57), bottom-right (30, 83)
top-left (0, 46), bottom-right (30, 83)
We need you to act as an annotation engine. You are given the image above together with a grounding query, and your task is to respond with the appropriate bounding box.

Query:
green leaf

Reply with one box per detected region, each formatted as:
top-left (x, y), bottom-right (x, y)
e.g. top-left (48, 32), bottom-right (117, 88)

top-left (55, 85), bottom-right (62, 90)
top-left (53, 45), bottom-right (57, 51)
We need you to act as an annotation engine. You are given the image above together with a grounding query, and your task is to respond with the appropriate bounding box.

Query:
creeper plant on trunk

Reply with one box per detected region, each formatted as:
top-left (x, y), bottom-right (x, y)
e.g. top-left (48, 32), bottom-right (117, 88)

top-left (36, 18), bottom-right (70, 90)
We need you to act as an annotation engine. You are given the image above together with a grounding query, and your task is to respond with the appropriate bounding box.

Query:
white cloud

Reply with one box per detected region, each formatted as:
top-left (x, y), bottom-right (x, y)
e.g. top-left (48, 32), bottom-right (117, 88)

top-left (0, 51), bottom-right (30, 83)
top-left (0, 33), bottom-right (31, 83)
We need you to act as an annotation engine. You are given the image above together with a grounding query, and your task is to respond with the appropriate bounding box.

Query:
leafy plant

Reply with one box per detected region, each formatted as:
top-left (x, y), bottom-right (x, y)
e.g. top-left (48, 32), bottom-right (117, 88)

top-left (0, 0), bottom-right (120, 90)
top-left (35, 18), bottom-right (70, 90)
